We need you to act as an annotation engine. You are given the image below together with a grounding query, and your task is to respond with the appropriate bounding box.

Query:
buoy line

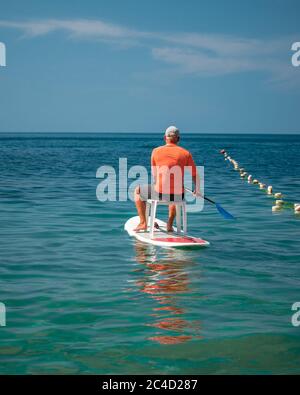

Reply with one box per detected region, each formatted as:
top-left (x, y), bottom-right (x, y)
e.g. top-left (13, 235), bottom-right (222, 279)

top-left (219, 149), bottom-right (299, 215)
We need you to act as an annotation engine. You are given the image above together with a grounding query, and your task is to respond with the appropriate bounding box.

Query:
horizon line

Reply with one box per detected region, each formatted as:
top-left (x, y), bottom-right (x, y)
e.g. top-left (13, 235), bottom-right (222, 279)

top-left (0, 131), bottom-right (299, 135)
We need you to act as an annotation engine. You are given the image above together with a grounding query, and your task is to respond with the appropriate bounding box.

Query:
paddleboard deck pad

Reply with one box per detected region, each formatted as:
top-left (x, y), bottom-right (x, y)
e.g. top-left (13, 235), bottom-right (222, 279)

top-left (125, 216), bottom-right (210, 248)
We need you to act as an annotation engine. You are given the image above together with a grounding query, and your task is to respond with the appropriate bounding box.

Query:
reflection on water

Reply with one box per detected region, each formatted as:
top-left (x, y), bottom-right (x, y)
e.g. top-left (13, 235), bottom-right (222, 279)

top-left (128, 241), bottom-right (203, 344)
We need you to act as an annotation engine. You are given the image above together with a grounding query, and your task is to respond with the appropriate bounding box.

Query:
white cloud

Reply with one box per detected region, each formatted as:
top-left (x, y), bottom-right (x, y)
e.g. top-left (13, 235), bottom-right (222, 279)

top-left (0, 18), bottom-right (296, 81)
top-left (0, 19), bottom-right (140, 39)
top-left (152, 47), bottom-right (265, 76)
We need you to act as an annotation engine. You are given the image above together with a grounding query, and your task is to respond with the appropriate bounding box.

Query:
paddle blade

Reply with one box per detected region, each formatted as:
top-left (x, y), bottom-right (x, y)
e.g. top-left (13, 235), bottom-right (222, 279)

top-left (215, 203), bottom-right (235, 219)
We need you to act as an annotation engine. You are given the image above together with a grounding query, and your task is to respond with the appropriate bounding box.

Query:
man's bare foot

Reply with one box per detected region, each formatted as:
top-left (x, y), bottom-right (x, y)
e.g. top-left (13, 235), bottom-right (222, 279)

top-left (134, 223), bottom-right (147, 232)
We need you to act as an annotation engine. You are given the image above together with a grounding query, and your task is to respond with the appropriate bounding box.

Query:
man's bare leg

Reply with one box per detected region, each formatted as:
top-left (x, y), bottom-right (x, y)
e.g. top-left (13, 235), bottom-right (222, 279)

top-left (167, 204), bottom-right (176, 232)
top-left (134, 186), bottom-right (147, 231)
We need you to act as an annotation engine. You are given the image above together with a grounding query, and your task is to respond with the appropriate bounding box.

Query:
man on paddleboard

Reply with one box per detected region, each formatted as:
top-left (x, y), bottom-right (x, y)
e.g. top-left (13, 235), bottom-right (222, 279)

top-left (134, 126), bottom-right (200, 232)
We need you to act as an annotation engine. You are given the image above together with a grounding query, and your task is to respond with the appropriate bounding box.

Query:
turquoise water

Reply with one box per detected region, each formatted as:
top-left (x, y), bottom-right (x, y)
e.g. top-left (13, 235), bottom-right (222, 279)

top-left (0, 133), bottom-right (300, 374)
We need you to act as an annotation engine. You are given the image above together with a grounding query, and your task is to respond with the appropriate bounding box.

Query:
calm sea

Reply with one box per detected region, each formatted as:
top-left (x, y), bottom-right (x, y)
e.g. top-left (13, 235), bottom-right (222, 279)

top-left (0, 133), bottom-right (299, 374)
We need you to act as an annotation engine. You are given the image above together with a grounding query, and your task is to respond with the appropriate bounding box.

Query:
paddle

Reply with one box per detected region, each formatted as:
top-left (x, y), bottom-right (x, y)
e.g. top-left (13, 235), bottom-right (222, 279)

top-left (185, 187), bottom-right (236, 220)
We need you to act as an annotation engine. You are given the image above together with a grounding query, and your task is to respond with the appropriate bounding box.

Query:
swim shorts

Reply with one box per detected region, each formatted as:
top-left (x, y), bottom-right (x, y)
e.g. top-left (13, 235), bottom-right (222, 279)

top-left (139, 184), bottom-right (185, 202)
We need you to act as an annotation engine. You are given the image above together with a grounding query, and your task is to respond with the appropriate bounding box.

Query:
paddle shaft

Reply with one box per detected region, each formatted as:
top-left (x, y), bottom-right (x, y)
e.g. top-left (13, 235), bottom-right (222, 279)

top-left (184, 187), bottom-right (215, 205)
top-left (184, 187), bottom-right (235, 219)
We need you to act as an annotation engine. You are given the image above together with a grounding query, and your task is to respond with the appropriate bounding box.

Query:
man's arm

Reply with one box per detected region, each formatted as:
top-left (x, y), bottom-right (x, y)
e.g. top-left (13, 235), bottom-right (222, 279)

top-left (187, 154), bottom-right (201, 196)
top-left (151, 150), bottom-right (157, 184)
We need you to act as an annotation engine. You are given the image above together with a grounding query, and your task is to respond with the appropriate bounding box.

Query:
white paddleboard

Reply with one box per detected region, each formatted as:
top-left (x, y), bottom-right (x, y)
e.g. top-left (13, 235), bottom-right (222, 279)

top-left (124, 216), bottom-right (210, 248)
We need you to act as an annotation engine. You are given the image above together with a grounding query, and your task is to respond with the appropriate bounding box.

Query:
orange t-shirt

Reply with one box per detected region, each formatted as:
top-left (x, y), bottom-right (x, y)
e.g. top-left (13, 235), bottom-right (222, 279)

top-left (151, 143), bottom-right (197, 194)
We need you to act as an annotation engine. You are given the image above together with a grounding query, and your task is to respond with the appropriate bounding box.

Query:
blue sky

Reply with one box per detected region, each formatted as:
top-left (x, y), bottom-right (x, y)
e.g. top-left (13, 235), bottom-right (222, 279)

top-left (0, 0), bottom-right (299, 133)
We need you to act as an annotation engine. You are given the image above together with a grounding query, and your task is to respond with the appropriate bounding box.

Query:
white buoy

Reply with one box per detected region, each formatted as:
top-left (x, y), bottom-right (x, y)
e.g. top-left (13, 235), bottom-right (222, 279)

top-left (272, 205), bottom-right (281, 212)
top-left (267, 186), bottom-right (273, 195)
top-left (253, 179), bottom-right (259, 184)
top-left (248, 175), bottom-right (253, 183)
top-left (294, 204), bottom-right (300, 214)
top-left (259, 183), bottom-right (266, 189)
top-left (276, 200), bottom-right (284, 206)
top-left (274, 193), bottom-right (282, 198)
